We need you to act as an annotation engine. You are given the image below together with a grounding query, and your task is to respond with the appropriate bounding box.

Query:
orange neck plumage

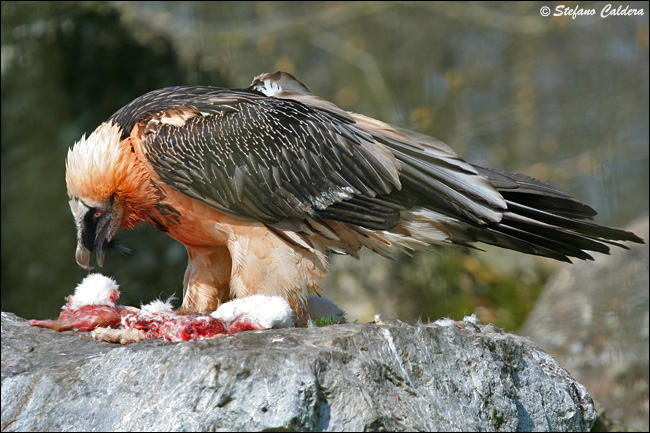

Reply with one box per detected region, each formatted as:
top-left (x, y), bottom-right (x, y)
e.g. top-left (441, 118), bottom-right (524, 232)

top-left (66, 122), bottom-right (159, 229)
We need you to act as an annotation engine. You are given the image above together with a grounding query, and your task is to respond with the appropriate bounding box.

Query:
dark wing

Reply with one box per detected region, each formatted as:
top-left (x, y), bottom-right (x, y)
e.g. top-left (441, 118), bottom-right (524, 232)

top-left (109, 81), bottom-right (643, 262)
top-left (133, 88), bottom-right (407, 229)
top-left (470, 165), bottom-right (644, 259)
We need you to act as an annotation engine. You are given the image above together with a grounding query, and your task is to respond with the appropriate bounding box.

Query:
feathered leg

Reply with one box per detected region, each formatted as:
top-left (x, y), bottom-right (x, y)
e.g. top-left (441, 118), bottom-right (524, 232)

top-left (179, 245), bottom-right (232, 314)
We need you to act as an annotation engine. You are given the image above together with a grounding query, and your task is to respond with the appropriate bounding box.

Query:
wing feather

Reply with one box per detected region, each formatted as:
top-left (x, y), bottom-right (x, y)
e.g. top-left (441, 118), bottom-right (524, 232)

top-left (140, 93), bottom-right (402, 228)
top-left (117, 81), bottom-right (514, 233)
top-left (98, 74), bottom-right (642, 263)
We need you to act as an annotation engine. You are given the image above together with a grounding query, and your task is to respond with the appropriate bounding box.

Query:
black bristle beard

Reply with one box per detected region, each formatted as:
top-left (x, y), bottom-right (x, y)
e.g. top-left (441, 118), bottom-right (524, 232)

top-left (106, 238), bottom-right (133, 256)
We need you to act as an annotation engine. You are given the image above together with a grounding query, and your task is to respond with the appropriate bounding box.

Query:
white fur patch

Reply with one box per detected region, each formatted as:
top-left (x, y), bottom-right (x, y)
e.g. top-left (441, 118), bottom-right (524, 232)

top-left (68, 273), bottom-right (120, 310)
top-left (211, 295), bottom-right (295, 329)
top-left (433, 315), bottom-right (480, 327)
top-left (433, 317), bottom-right (457, 327)
top-left (140, 297), bottom-right (175, 314)
top-left (254, 79), bottom-right (282, 97)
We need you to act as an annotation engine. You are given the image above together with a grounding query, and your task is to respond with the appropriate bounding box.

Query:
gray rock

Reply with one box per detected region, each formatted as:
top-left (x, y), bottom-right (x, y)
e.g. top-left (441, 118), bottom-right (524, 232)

top-left (2, 312), bottom-right (595, 432)
top-left (520, 215), bottom-right (649, 431)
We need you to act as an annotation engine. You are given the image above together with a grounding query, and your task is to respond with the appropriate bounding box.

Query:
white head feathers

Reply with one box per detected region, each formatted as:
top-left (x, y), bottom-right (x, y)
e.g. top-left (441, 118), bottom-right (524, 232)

top-left (65, 121), bottom-right (128, 201)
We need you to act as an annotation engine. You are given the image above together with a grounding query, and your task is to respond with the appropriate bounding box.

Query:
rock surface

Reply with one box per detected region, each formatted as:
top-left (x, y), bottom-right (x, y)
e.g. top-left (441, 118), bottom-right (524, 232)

top-left (2, 312), bottom-right (595, 432)
top-left (520, 214), bottom-right (649, 431)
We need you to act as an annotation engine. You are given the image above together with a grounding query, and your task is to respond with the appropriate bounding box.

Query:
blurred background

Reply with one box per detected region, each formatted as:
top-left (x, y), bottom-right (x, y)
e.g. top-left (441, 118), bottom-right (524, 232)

top-left (1, 1), bottom-right (648, 428)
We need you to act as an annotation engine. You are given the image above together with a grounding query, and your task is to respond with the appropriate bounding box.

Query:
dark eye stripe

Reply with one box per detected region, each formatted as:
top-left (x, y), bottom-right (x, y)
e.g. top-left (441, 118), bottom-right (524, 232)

top-left (81, 208), bottom-right (101, 251)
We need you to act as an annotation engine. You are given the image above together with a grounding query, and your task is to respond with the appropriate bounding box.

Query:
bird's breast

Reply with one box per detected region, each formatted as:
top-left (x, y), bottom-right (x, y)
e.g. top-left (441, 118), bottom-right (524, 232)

top-left (147, 183), bottom-right (255, 248)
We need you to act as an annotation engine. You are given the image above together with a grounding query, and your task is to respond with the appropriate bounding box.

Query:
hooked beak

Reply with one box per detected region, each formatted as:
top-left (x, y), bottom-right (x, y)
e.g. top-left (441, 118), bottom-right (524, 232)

top-left (94, 215), bottom-right (112, 267)
top-left (75, 244), bottom-right (93, 270)
top-left (75, 215), bottom-right (114, 270)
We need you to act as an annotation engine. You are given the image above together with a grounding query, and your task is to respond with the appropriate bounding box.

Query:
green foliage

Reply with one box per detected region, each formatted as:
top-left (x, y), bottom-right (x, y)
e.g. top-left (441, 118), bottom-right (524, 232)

top-left (325, 246), bottom-right (554, 331)
top-left (307, 316), bottom-right (339, 328)
top-left (394, 248), bottom-right (553, 332)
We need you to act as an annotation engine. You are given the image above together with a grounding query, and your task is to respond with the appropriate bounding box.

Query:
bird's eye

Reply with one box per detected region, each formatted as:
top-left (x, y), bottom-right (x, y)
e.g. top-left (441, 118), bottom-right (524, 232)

top-left (94, 210), bottom-right (103, 218)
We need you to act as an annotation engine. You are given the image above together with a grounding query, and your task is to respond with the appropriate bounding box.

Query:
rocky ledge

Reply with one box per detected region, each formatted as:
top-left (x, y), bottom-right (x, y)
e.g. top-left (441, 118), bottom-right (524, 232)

top-left (1, 312), bottom-right (595, 431)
